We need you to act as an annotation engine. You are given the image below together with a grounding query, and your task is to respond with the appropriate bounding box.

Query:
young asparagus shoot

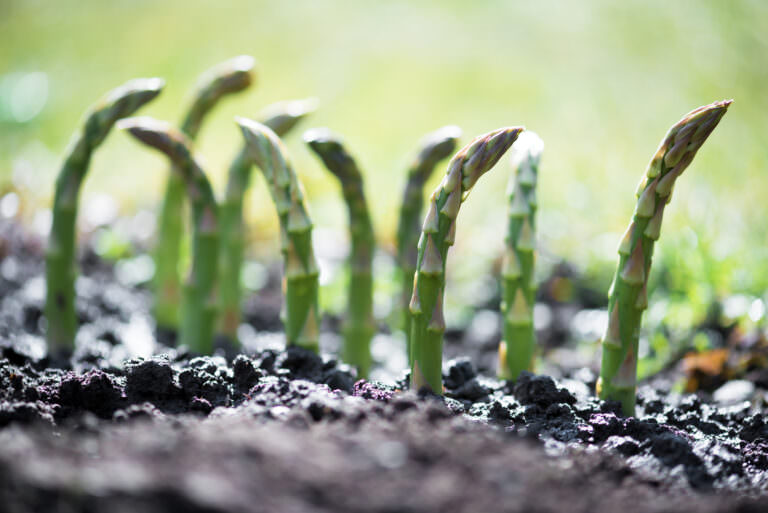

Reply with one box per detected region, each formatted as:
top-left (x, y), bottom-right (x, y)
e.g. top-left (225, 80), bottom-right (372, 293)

top-left (598, 100), bottom-right (732, 416)
top-left (396, 126), bottom-right (462, 363)
top-left (154, 55), bottom-right (255, 331)
top-left (218, 99), bottom-right (317, 340)
top-left (236, 118), bottom-right (320, 351)
top-left (410, 127), bottom-right (523, 392)
top-left (304, 128), bottom-right (375, 377)
top-left (119, 117), bottom-right (220, 354)
top-left (45, 78), bottom-right (164, 351)
top-left (498, 131), bottom-right (544, 380)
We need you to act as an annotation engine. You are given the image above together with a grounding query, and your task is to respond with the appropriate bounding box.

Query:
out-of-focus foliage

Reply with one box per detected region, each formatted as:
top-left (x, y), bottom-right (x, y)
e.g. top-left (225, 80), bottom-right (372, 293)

top-left (1, 1), bottom-right (767, 342)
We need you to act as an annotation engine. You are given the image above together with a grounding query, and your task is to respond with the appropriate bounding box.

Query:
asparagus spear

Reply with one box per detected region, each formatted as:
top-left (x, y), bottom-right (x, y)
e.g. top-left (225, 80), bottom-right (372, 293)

top-left (119, 117), bottom-right (220, 354)
top-left (154, 55), bottom-right (255, 331)
top-left (45, 78), bottom-right (164, 351)
top-left (498, 131), bottom-right (544, 380)
top-left (396, 126), bottom-right (462, 364)
top-left (598, 100), bottom-right (732, 415)
top-left (236, 118), bottom-right (320, 351)
top-left (304, 128), bottom-right (375, 377)
top-left (410, 127), bottom-right (523, 392)
top-left (218, 99), bottom-right (317, 340)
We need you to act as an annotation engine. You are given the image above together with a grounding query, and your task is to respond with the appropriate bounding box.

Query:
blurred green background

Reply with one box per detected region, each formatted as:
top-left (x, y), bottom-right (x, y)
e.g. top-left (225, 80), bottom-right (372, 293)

top-left (1, 0), bottom-right (767, 345)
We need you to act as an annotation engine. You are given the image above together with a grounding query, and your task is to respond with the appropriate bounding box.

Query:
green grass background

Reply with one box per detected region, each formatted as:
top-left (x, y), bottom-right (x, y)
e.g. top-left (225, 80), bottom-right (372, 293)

top-left (1, 0), bottom-right (767, 318)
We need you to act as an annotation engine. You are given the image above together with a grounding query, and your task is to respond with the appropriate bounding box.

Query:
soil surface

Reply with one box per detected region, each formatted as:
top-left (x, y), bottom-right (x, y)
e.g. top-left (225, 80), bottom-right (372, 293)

top-left (2, 218), bottom-right (768, 512)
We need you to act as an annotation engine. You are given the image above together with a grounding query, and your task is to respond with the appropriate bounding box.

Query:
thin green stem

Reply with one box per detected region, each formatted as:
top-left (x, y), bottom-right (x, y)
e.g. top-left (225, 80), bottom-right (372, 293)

top-left (499, 131), bottom-right (544, 380)
top-left (236, 118), bottom-right (319, 351)
top-left (304, 128), bottom-right (375, 377)
top-left (218, 99), bottom-right (317, 340)
top-left (396, 126), bottom-right (461, 364)
top-left (410, 127), bottom-right (523, 392)
top-left (598, 100), bottom-right (732, 416)
top-left (154, 55), bottom-right (255, 330)
top-left (45, 78), bottom-right (164, 352)
top-left (119, 117), bottom-right (220, 354)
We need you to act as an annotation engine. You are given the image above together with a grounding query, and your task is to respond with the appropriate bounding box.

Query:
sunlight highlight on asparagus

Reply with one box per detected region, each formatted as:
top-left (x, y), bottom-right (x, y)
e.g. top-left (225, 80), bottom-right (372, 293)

top-left (498, 131), bottom-right (544, 380)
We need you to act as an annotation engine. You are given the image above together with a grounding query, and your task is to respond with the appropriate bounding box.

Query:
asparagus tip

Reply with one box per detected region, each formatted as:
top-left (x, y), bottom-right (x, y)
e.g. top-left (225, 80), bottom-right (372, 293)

top-left (509, 130), bottom-right (544, 169)
top-left (260, 97), bottom-right (319, 119)
top-left (118, 116), bottom-right (188, 154)
top-left (196, 55), bottom-right (257, 94)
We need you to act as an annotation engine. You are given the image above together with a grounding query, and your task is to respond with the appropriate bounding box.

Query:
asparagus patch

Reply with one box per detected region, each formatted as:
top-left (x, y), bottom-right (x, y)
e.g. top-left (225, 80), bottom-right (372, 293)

top-left (597, 100), bottom-right (732, 416)
top-left (498, 131), bottom-right (544, 380)
top-left (119, 117), bottom-right (220, 354)
top-left (410, 127), bottom-right (523, 392)
top-left (45, 78), bottom-right (164, 351)
top-left (304, 128), bottom-right (375, 377)
top-left (218, 99), bottom-right (317, 340)
top-left (236, 118), bottom-right (320, 351)
top-left (154, 55), bottom-right (255, 331)
top-left (396, 126), bottom-right (461, 364)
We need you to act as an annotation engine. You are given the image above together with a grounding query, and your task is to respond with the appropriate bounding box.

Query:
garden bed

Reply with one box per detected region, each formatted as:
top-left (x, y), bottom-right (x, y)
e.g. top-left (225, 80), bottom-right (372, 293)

top-left (2, 220), bottom-right (768, 512)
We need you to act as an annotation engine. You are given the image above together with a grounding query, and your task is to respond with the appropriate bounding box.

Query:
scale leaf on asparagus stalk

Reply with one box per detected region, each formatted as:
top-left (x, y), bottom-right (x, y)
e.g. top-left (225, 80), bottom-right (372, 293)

top-left (410, 127), bottom-right (523, 392)
top-left (396, 126), bottom-right (461, 365)
top-left (45, 78), bottom-right (164, 352)
top-left (498, 131), bottom-right (544, 380)
top-left (304, 128), bottom-right (376, 377)
top-left (154, 55), bottom-right (255, 331)
top-left (119, 117), bottom-right (220, 354)
top-left (236, 118), bottom-right (320, 352)
top-left (597, 100), bottom-right (732, 416)
top-left (218, 99), bottom-right (317, 341)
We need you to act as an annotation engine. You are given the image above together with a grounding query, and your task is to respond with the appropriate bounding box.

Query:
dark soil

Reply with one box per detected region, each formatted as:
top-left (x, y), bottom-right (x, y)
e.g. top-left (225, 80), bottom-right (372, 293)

top-left (2, 218), bottom-right (768, 512)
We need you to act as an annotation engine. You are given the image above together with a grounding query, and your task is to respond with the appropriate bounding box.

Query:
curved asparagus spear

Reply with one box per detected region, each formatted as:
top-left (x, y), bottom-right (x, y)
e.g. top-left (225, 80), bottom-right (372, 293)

top-left (236, 118), bottom-right (320, 351)
top-left (119, 117), bottom-right (220, 354)
top-left (396, 126), bottom-right (461, 363)
top-left (45, 78), bottom-right (164, 351)
top-left (154, 55), bottom-right (255, 331)
top-left (498, 131), bottom-right (544, 380)
top-left (218, 99), bottom-right (317, 340)
top-left (410, 127), bottom-right (523, 392)
top-left (304, 128), bottom-right (375, 377)
top-left (598, 100), bottom-right (732, 415)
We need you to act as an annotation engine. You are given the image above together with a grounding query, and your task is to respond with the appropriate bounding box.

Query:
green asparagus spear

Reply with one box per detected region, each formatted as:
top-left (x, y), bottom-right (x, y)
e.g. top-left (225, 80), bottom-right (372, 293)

top-left (304, 128), bottom-right (375, 377)
top-left (396, 126), bottom-right (461, 363)
top-left (236, 117), bottom-right (320, 351)
top-left (45, 78), bottom-right (164, 351)
top-left (119, 117), bottom-right (220, 354)
top-left (498, 131), bottom-right (544, 380)
top-left (154, 55), bottom-right (255, 331)
top-left (410, 127), bottom-right (523, 392)
top-left (598, 100), bottom-right (732, 415)
top-left (218, 99), bottom-right (317, 340)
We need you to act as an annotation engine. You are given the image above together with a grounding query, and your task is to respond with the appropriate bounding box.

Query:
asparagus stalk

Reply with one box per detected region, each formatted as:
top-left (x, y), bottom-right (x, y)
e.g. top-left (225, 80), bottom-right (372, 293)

top-left (410, 127), bottom-right (523, 392)
top-left (304, 128), bottom-right (375, 377)
top-left (236, 118), bottom-right (320, 351)
top-left (396, 126), bottom-right (461, 363)
top-left (598, 100), bottom-right (732, 415)
top-left (218, 99), bottom-right (317, 340)
top-left (154, 55), bottom-right (255, 331)
top-left (498, 131), bottom-right (544, 380)
top-left (119, 117), bottom-right (220, 354)
top-left (45, 78), bottom-right (164, 351)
